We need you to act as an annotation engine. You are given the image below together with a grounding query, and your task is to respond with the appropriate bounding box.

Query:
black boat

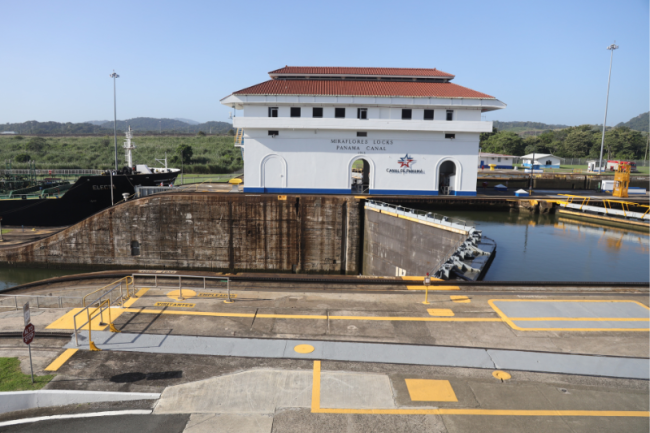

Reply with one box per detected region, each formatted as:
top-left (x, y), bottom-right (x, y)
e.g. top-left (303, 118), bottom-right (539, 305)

top-left (0, 127), bottom-right (179, 226)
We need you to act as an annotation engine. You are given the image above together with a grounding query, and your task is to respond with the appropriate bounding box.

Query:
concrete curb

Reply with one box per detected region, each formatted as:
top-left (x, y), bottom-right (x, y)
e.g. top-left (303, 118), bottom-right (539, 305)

top-left (0, 409), bottom-right (153, 427)
top-left (0, 390), bottom-right (160, 415)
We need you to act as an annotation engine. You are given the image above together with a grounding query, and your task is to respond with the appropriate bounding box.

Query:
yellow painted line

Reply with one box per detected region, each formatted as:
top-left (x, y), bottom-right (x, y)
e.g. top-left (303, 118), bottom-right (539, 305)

top-left (121, 308), bottom-right (501, 322)
top-left (198, 293), bottom-right (238, 298)
top-left (489, 300), bottom-right (650, 332)
top-left (311, 360), bottom-right (321, 412)
top-left (407, 285), bottom-right (459, 291)
top-left (450, 296), bottom-right (471, 303)
top-left (154, 302), bottom-right (196, 308)
top-left (310, 361), bottom-right (649, 417)
top-left (167, 289), bottom-right (197, 301)
top-left (509, 317), bottom-right (649, 322)
top-left (44, 348), bottom-right (78, 371)
top-left (490, 299), bottom-right (649, 308)
top-left (122, 288), bottom-right (149, 308)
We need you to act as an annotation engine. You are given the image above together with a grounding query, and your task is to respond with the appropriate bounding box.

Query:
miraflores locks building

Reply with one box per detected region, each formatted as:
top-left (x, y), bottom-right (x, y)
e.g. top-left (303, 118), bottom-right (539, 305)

top-left (220, 66), bottom-right (505, 196)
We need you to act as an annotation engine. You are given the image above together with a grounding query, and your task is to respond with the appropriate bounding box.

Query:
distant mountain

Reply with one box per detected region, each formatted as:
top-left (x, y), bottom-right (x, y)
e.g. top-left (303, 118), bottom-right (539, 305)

top-left (0, 118), bottom-right (233, 135)
top-left (493, 121), bottom-right (569, 132)
top-left (616, 112), bottom-right (649, 132)
top-left (86, 120), bottom-right (110, 125)
top-left (174, 118), bottom-right (199, 125)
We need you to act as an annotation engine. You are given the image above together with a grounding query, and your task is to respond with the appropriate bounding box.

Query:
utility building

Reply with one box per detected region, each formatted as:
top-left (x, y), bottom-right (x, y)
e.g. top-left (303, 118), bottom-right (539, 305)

top-left (221, 66), bottom-right (505, 196)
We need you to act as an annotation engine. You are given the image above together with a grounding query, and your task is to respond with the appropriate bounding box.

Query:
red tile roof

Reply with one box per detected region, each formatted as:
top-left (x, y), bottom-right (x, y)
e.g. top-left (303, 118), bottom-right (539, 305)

top-left (269, 66), bottom-right (454, 78)
top-left (232, 80), bottom-right (494, 99)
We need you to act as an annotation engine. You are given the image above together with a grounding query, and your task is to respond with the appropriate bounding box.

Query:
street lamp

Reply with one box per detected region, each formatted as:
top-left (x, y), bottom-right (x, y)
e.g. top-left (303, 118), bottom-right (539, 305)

top-left (597, 43), bottom-right (619, 174)
top-left (110, 70), bottom-right (120, 171)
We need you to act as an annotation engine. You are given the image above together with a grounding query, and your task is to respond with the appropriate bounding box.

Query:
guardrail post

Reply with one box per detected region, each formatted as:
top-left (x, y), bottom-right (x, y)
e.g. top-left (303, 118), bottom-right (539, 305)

top-left (203, 277), bottom-right (206, 290)
top-left (224, 278), bottom-right (233, 304)
top-left (74, 314), bottom-right (78, 346)
top-left (178, 276), bottom-right (184, 300)
top-left (59, 297), bottom-right (62, 309)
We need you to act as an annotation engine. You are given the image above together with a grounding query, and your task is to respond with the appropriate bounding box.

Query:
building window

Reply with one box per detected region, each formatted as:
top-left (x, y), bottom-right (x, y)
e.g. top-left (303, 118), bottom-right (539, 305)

top-left (268, 130), bottom-right (279, 137)
top-left (446, 110), bottom-right (454, 121)
top-left (290, 107), bottom-right (301, 117)
top-left (268, 107), bottom-right (278, 118)
top-left (131, 241), bottom-right (140, 256)
top-left (402, 109), bottom-right (412, 120)
top-left (313, 107), bottom-right (323, 118)
top-left (335, 108), bottom-right (346, 118)
top-left (445, 133), bottom-right (455, 139)
top-left (357, 108), bottom-right (368, 120)
top-left (357, 132), bottom-right (367, 137)
top-left (498, 157), bottom-right (502, 162)
top-left (424, 109), bottom-right (434, 120)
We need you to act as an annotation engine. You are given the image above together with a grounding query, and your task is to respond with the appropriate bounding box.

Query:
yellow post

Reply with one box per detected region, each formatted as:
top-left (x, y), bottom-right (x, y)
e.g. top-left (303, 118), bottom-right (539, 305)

top-left (87, 306), bottom-right (101, 352)
top-left (107, 300), bottom-right (121, 333)
top-left (612, 165), bottom-right (630, 198)
top-left (422, 273), bottom-right (431, 305)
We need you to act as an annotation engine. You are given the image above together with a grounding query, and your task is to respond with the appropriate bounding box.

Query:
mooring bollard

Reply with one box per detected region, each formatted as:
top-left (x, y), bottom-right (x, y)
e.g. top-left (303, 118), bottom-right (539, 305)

top-left (422, 273), bottom-right (431, 305)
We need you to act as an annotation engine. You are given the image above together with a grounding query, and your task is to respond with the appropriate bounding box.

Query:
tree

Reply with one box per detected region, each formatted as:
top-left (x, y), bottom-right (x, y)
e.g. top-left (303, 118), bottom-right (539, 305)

top-left (14, 154), bottom-right (31, 162)
top-left (482, 132), bottom-right (525, 155)
top-left (176, 144), bottom-right (193, 164)
top-left (26, 137), bottom-right (47, 153)
top-left (196, 131), bottom-right (206, 137)
top-left (228, 129), bottom-right (236, 136)
top-left (562, 130), bottom-right (594, 158)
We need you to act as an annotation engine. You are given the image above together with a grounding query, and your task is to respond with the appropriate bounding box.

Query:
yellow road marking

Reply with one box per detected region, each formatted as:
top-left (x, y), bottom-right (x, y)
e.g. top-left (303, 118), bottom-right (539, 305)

top-left (198, 293), bottom-right (238, 298)
top-left (489, 300), bottom-right (650, 332)
top-left (121, 308), bottom-right (502, 323)
top-left (493, 370), bottom-right (512, 381)
top-left (44, 348), bottom-right (78, 371)
top-left (122, 288), bottom-right (149, 308)
top-left (167, 289), bottom-right (196, 301)
top-left (450, 296), bottom-right (471, 303)
top-left (407, 286), bottom-right (459, 291)
top-left (310, 361), bottom-right (649, 417)
top-left (295, 344), bottom-right (315, 354)
top-left (405, 379), bottom-right (458, 402)
top-left (154, 302), bottom-right (196, 308)
top-left (46, 307), bottom-right (126, 331)
top-left (427, 309), bottom-right (455, 317)
top-left (509, 317), bottom-right (649, 322)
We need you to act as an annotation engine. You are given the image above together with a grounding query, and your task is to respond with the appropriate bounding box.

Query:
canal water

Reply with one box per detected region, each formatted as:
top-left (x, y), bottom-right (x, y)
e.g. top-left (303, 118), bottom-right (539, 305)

top-left (0, 212), bottom-right (647, 290)
top-left (443, 211), bottom-right (649, 282)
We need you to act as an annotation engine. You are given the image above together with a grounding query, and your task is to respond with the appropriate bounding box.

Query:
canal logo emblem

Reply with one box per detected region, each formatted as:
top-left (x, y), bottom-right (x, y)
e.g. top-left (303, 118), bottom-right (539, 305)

top-left (398, 154), bottom-right (415, 168)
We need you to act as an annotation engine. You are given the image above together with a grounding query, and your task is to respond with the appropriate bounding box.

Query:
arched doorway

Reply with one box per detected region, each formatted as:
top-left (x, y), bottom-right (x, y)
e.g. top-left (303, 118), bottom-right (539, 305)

top-left (262, 154), bottom-right (286, 191)
top-left (438, 160), bottom-right (456, 195)
top-left (351, 159), bottom-right (370, 193)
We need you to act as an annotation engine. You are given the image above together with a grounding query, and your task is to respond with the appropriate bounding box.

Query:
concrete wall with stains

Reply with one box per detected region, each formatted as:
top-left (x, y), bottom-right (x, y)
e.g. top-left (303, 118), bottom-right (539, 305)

top-left (0, 193), bottom-right (362, 274)
top-left (362, 207), bottom-right (467, 277)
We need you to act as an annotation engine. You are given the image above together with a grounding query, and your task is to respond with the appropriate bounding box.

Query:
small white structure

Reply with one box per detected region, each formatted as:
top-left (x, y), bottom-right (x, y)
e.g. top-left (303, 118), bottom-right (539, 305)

top-left (221, 66), bottom-right (506, 196)
top-left (520, 153), bottom-right (561, 169)
top-left (478, 153), bottom-right (517, 169)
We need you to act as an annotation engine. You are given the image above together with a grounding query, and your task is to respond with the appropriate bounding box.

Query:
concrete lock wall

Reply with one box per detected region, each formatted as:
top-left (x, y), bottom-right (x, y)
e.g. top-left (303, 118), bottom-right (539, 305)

top-left (362, 207), bottom-right (467, 277)
top-left (0, 194), bottom-right (362, 274)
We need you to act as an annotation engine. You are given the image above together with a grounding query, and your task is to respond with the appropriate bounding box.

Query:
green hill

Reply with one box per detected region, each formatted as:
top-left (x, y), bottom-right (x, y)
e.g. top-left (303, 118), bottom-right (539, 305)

top-left (493, 121), bottom-right (569, 132)
top-left (616, 112), bottom-right (649, 132)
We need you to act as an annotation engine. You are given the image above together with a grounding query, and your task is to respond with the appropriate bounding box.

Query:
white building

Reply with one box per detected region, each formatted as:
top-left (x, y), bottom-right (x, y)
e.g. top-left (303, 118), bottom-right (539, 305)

top-left (520, 153), bottom-right (561, 169)
top-left (478, 153), bottom-right (518, 169)
top-left (221, 66), bottom-right (505, 196)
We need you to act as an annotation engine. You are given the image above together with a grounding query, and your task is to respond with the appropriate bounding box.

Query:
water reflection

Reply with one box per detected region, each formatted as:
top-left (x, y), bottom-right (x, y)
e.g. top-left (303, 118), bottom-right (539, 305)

top-left (0, 267), bottom-right (89, 293)
top-left (438, 211), bottom-right (649, 282)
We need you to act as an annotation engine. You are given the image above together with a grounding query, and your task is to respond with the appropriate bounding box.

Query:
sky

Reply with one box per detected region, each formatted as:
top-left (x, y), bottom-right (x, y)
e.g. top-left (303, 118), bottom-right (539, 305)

top-left (1, 0), bottom-right (648, 126)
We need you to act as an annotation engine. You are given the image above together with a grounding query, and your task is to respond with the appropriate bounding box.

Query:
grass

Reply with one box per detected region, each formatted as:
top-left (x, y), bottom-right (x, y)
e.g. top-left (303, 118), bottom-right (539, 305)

top-left (0, 135), bottom-right (243, 174)
top-left (0, 357), bottom-right (54, 391)
top-left (1, 229), bottom-right (12, 234)
top-left (176, 174), bottom-right (239, 185)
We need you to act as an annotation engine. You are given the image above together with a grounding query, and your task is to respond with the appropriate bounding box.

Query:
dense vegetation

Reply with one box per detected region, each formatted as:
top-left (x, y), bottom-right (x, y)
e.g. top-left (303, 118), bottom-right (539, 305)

top-left (0, 134), bottom-right (243, 173)
top-left (615, 112), bottom-right (649, 132)
top-left (0, 118), bottom-right (233, 135)
top-left (493, 121), bottom-right (569, 132)
top-left (480, 125), bottom-right (648, 159)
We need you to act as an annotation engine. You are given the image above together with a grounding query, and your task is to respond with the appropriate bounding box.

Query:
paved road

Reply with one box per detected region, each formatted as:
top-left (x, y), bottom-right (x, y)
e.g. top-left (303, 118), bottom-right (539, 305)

top-left (1, 414), bottom-right (189, 433)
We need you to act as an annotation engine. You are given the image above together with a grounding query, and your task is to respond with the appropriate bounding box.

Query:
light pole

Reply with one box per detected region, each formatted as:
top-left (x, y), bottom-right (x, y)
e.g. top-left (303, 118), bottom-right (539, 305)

top-left (110, 71), bottom-right (120, 171)
top-left (597, 43), bottom-right (619, 174)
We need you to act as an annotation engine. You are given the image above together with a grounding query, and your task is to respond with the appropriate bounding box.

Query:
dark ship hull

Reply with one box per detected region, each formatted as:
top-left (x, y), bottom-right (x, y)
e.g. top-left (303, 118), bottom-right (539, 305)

top-left (0, 171), bottom-right (178, 227)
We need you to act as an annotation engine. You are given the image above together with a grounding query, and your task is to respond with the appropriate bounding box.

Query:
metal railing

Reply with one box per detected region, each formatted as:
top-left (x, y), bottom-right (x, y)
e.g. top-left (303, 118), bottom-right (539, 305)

top-left (135, 186), bottom-right (175, 198)
top-left (0, 169), bottom-right (103, 175)
top-left (83, 276), bottom-right (134, 307)
top-left (133, 273), bottom-right (233, 302)
top-left (0, 293), bottom-right (83, 310)
top-left (365, 200), bottom-right (470, 232)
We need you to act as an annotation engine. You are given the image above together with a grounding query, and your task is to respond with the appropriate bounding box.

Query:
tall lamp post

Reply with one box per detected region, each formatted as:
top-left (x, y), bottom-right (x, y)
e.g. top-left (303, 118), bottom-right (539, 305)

top-left (597, 43), bottom-right (619, 174)
top-left (110, 71), bottom-right (120, 171)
